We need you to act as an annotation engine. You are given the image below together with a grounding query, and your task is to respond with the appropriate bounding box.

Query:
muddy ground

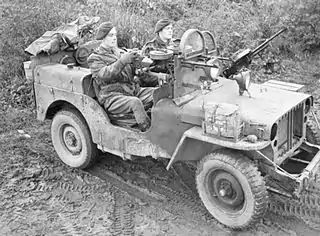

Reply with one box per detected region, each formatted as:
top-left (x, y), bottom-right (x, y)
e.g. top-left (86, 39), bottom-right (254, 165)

top-left (1, 60), bottom-right (320, 236)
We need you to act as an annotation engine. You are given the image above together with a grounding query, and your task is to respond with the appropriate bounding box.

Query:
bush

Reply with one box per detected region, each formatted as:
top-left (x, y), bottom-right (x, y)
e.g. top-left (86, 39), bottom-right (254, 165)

top-left (285, 0), bottom-right (320, 55)
top-left (0, 0), bottom-right (319, 109)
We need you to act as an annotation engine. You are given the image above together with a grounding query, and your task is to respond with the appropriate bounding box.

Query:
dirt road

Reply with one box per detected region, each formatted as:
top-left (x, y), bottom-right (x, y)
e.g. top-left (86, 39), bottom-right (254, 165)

top-left (1, 108), bottom-right (320, 236)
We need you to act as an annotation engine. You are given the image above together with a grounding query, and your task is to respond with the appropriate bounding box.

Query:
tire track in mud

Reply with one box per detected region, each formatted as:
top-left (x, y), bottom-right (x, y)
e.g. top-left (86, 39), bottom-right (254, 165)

top-left (267, 183), bottom-right (320, 232)
top-left (40, 166), bottom-right (63, 181)
top-left (171, 162), bottom-right (198, 194)
top-left (88, 160), bottom-right (234, 234)
top-left (88, 164), bottom-right (166, 203)
top-left (151, 183), bottom-right (233, 233)
top-left (87, 163), bottom-right (166, 236)
top-left (7, 206), bottom-right (27, 226)
top-left (0, 156), bottom-right (113, 236)
top-left (259, 218), bottom-right (298, 236)
top-left (302, 217), bottom-right (320, 231)
top-left (58, 212), bottom-right (84, 236)
top-left (0, 131), bottom-right (117, 235)
top-left (111, 190), bottom-right (135, 236)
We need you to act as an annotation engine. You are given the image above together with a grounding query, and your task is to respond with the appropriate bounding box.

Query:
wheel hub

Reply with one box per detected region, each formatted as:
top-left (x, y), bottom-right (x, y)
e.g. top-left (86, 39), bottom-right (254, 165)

top-left (219, 188), bottom-right (227, 197)
top-left (65, 131), bottom-right (77, 147)
top-left (62, 126), bottom-right (82, 155)
top-left (211, 171), bottom-right (244, 209)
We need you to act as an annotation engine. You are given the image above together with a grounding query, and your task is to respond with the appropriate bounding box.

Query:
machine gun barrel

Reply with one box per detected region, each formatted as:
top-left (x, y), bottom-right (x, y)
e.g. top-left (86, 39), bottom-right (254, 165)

top-left (251, 28), bottom-right (287, 57)
top-left (182, 60), bottom-right (219, 68)
top-left (222, 27), bottom-right (287, 78)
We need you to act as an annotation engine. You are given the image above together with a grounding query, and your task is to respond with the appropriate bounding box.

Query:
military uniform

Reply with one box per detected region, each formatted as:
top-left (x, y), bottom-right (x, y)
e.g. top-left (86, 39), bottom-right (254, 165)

top-left (87, 45), bottom-right (155, 130)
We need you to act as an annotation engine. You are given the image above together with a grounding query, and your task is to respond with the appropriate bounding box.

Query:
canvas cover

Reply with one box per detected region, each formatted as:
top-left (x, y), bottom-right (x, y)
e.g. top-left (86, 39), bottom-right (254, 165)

top-left (25, 16), bottom-right (100, 56)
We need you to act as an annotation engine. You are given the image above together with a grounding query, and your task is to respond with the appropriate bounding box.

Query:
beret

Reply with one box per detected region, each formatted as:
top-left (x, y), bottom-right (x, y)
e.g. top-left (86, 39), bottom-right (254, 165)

top-left (154, 18), bottom-right (172, 34)
top-left (96, 21), bottom-right (114, 40)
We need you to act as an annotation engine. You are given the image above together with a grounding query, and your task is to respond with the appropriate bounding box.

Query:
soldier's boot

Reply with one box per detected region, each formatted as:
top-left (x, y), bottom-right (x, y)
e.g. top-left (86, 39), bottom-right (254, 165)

top-left (131, 99), bottom-right (151, 132)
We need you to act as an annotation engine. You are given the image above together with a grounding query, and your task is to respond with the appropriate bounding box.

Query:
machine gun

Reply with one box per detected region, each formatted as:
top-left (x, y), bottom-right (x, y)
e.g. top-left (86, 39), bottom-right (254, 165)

top-left (222, 28), bottom-right (287, 78)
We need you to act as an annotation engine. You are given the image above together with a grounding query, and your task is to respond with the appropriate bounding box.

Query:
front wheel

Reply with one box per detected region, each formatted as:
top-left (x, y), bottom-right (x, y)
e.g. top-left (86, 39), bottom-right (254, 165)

top-left (51, 109), bottom-right (98, 169)
top-left (196, 149), bottom-right (268, 229)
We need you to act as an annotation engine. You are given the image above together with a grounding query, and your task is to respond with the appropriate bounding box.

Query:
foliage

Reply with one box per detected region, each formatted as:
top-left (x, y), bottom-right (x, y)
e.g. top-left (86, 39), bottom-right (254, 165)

top-left (0, 0), bottom-right (319, 110)
top-left (285, 0), bottom-right (320, 55)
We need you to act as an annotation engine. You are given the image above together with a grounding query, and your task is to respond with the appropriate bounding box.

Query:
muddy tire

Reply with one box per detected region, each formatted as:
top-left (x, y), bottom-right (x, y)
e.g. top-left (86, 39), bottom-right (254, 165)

top-left (196, 149), bottom-right (268, 229)
top-left (51, 109), bottom-right (97, 169)
top-left (306, 121), bottom-right (320, 145)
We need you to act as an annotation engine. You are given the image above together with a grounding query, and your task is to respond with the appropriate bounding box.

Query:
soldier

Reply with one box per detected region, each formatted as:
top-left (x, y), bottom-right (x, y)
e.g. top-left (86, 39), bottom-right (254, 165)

top-left (87, 22), bottom-right (155, 132)
top-left (142, 18), bottom-right (176, 57)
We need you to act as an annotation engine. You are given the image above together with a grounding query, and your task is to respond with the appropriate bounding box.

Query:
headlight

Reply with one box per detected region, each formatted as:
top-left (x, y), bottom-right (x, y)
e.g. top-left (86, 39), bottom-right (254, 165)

top-left (305, 97), bottom-right (312, 114)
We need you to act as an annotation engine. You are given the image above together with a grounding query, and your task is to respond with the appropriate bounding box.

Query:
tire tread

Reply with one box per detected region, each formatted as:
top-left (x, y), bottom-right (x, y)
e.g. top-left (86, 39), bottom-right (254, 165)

top-left (51, 108), bottom-right (98, 169)
top-left (196, 149), bottom-right (268, 229)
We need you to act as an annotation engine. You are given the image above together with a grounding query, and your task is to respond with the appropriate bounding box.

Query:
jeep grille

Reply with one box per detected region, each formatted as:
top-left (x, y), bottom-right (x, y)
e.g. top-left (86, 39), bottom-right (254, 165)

top-left (273, 101), bottom-right (305, 164)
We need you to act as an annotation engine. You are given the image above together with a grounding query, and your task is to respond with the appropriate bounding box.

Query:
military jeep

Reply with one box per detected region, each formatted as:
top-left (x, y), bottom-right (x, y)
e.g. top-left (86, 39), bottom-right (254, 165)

top-left (27, 28), bottom-right (320, 229)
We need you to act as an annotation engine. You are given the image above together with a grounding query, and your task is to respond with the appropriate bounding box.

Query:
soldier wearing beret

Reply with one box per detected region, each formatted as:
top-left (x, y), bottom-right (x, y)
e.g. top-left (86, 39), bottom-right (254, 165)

top-left (142, 18), bottom-right (176, 57)
top-left (87, 22), bottom-right (156, 131)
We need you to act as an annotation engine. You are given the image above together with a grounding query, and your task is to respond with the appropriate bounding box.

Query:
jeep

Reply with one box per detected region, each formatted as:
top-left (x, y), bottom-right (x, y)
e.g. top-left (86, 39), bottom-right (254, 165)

top-left (26, 28), bottom-right (320, 229)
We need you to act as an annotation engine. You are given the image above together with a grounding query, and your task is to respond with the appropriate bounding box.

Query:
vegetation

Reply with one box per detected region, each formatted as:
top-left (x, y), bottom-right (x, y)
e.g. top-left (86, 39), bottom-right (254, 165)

top-left (0, 0), bottom-right (319, 110)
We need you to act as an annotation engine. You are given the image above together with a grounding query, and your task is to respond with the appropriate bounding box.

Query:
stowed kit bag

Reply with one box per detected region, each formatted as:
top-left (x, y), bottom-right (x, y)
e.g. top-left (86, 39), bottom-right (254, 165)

top-left (202, 101), bottom-right (244, 142)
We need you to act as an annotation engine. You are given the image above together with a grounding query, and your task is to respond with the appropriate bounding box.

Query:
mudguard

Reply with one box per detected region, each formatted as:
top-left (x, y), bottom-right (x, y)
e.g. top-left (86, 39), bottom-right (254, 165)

top-left (166, 126), bottom-right (270, 170)
top-left (35, 82), bottom-right (110, 144)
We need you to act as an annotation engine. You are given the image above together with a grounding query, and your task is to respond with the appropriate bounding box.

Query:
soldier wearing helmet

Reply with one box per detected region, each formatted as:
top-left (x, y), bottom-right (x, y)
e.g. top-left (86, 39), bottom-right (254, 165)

top-left (87, 22), bottom-right (156, 131)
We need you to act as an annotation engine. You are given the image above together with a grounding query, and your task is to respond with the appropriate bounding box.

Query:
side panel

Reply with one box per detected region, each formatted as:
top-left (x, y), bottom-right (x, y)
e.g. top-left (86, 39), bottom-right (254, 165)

top-left (34, 63), bottom-right (91, 94)
top-left (146, 98), bottom-right (193, 155)
top-left (35, 84), bottom-right (171, 159)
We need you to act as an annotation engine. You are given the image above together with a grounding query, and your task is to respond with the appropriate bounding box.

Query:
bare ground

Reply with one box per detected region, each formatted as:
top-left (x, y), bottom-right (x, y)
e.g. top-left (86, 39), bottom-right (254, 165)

top-left (1, 58), bottom-right (320, 236)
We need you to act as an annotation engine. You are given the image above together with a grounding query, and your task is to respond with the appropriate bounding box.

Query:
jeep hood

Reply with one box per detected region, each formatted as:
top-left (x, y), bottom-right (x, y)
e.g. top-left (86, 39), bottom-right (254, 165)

top-left (178, 77), bottom-right (311, 127)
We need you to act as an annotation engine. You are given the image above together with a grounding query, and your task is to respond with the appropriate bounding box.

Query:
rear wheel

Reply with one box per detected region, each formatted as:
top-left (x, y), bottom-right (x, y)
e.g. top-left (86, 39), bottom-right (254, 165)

top-left (196, 149), bottom-right (268, 229)
top-left (51, 109), bottom-right (97, 169)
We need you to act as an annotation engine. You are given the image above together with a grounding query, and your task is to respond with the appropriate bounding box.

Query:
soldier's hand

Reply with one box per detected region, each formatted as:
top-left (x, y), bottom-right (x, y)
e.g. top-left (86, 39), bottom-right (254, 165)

top-left (120, 51), bottom-right (140, 65)
top-left (133, 76), bottom-right (142, 85)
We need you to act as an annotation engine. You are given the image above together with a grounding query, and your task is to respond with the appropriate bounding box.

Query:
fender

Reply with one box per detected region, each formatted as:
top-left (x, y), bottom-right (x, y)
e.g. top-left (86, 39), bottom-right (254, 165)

top-left (35, 83), bottom-right (110, 144)
top-left (33, 63), bottom-right (112, 145)
top-left (166, 126), bottom-right (270, 170)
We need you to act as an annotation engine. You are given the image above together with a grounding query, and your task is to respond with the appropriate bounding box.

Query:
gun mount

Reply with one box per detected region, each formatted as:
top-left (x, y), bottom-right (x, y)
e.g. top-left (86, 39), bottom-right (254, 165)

top-left (139, 28), bottom-right (249, 98)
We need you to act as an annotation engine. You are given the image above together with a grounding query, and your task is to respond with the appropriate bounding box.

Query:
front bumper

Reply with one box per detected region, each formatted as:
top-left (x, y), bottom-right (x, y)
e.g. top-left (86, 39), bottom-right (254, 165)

top-left (295, 141), bottom-right (320, 196)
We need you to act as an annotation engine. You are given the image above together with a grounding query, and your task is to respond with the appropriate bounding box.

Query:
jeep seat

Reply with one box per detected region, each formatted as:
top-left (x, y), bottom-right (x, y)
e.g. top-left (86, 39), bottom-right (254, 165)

top-left (82, 74), bottom-right (151, 129)
top-left (82, 74), bottom-right (96, 98)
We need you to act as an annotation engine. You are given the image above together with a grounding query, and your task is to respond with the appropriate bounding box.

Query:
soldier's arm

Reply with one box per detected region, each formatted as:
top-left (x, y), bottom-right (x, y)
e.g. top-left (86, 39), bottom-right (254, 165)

top-left (87, 54), bottom-right (126, 81)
